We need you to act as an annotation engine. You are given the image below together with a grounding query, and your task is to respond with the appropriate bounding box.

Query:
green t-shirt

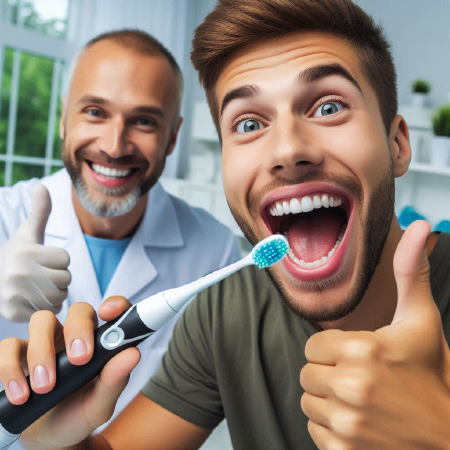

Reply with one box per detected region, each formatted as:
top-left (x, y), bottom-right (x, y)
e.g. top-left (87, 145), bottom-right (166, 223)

top-left (142, 232), bottom-right (450, 449)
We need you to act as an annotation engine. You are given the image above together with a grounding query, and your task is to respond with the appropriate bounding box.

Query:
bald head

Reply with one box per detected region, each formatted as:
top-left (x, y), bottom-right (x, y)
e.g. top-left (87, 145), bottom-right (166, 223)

top-left (67, 29), bottom-right (184, 120)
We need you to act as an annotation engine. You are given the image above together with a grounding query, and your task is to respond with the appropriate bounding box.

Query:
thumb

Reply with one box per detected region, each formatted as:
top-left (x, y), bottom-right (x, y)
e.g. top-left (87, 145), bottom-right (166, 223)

top-left (84, 347), bottom-right (141, 427)
top-left (391, 220), bottom-right (432, 325)
top-left (22, 184), bottom-right (52, 244)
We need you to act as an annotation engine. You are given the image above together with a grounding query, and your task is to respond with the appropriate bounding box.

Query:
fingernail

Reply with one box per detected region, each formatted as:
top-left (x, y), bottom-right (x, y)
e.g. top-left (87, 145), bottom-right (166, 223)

top-left (33, 365), bottom-right (49, 388)
top-left (104, 301), bottom-right (118, 308)
top-left (8, 380), bottom-right (24, 400)
top-left (71, 338), bottom-right (87, 357)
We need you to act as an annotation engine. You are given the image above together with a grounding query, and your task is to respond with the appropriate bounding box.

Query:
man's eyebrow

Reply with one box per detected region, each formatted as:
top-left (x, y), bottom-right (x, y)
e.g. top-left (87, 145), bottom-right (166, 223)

top-left (220, 85), bottom-right (261, 118)
top-left (132, 105), bottom-right (165, 118)
top-left (298, 63), bottom-right (363, 94)
top-left (76, 95), bottom-right (164, 118)
top-left (76, 95), bottom-right (107, 107)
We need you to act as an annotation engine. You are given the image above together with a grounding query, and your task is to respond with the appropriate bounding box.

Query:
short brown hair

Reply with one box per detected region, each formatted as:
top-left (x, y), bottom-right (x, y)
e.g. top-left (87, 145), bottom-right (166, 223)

top-left (191, 0), bottom-right (397, 136)
top-left (71, 29), bottom-right (183, 119)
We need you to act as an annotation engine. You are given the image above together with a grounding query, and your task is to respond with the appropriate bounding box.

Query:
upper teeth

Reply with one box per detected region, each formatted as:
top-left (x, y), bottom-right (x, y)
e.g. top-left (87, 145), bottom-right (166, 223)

top-left (92, 163), bottom-right (132, 178)
top-left (269, 193), bottom-right (343, 216)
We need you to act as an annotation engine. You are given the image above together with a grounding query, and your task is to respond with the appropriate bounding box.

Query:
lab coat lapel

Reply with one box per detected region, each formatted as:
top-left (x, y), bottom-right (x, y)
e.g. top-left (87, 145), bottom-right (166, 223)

top-left (104, 182), bottom-right (184, 302)
top-left (104, 235), bottom-right (157, 302)
top-left (64, 228), bottom-right (102, 307)
top-left (41, 170), bottom-right (102, 308)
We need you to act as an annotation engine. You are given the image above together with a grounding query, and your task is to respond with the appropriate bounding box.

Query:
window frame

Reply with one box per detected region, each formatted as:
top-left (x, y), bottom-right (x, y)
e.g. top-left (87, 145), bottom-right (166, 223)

top-left (0, 2), bottom-right (78, 186)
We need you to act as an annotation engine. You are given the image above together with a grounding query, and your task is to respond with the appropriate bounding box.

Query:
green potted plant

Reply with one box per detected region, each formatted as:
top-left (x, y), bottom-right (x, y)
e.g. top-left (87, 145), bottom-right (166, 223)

top-left (411, 78), bottom-right (431, 108)
top-left (431, 103), bottom-right (450, 166)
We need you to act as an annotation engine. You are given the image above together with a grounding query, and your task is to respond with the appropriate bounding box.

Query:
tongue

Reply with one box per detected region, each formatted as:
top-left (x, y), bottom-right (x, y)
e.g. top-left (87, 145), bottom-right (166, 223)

top-left (288, 211), bottom-right (345, 262)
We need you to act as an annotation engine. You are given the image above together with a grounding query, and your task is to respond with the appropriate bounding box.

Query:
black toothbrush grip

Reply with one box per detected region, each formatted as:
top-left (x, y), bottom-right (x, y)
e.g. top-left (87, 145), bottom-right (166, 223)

top-left (0, 306), bottom-right (154, 436)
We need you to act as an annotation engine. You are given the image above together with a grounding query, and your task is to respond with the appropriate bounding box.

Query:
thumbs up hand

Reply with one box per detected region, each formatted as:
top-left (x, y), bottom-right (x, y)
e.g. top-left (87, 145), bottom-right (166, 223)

top-left (300, 221), bottom-right (450, 450)
top-left (0, 184), bottom-right (71, 322)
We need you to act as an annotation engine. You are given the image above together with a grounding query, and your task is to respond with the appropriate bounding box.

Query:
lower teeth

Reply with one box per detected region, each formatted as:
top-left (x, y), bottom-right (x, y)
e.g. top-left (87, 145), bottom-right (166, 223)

top-left (285, 223), bottom-right (347, 269)
top-left (98, 174), bottom-right (126, 179)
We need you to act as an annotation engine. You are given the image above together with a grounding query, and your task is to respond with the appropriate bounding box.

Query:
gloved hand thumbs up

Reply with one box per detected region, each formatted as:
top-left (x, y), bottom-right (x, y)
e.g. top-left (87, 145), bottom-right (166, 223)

top-left (0, 183), bottom-right (71, 322)
top-left (19, 184), bottom-right (52, 244)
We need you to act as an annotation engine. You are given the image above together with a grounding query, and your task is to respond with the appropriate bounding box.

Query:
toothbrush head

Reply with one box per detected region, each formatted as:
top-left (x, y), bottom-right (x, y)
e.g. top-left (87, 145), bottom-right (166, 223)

top-left (252, 235), bottom-right (289, 269)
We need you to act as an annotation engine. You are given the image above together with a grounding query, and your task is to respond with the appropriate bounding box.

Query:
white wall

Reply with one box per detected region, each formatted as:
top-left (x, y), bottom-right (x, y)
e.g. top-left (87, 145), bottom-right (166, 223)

top-left (355, 0), bottom-right (450, 107)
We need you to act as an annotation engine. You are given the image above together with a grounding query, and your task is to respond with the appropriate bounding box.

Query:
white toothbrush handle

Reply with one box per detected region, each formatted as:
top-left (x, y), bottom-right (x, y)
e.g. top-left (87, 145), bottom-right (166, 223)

top-left (103, 253), bottom-right (254, 349)
top-left (163, 253), bottom-right (253, 312)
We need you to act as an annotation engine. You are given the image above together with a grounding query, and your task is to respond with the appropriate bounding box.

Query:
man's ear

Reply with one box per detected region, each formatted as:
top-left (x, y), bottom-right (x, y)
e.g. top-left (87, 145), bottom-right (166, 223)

top-left (59, 96), bottom-right (67, 140)
top-left (389, 115), bottom-right (411, 177)
top-left (166, 117), bottom-right (183, 157)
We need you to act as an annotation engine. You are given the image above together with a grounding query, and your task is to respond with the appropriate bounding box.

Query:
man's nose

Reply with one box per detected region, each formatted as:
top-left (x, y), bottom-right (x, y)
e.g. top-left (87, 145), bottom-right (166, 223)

top-left (265, 113), bottom-right (324, 178)
top-left (99, 119), bottom-right (133, 158)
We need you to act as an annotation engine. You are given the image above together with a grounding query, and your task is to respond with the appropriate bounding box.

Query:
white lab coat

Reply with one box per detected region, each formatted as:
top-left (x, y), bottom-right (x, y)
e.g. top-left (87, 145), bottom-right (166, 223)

top-left (0, 169), bottom-right (241, 444)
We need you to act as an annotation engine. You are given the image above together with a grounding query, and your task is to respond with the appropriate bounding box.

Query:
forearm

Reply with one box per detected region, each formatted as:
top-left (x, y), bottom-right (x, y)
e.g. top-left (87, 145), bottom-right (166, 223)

top-left (22, 433), bottom-right (111, 450)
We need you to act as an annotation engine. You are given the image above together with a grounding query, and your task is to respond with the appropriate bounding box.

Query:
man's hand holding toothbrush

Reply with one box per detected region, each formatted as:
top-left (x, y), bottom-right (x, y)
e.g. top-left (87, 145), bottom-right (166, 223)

top-left (0, 298), bottom-right (140, 449)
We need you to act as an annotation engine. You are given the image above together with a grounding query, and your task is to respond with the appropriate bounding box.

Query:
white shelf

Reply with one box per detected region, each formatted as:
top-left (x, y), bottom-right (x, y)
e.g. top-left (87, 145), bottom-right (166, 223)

top-left (409, 162), bottom-right (450, 177)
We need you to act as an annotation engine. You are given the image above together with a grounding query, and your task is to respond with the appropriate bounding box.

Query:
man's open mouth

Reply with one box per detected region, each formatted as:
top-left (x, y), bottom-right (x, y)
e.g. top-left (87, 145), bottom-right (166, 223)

top-left (261, 186), bottom-right (353, 277)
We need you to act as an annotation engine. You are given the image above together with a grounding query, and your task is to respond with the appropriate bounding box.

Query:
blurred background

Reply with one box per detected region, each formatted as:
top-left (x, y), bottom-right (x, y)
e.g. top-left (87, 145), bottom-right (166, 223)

top-left (0, 0), bottom-right (449, 247)
top-left (0, 1), bottom-right (448, 448)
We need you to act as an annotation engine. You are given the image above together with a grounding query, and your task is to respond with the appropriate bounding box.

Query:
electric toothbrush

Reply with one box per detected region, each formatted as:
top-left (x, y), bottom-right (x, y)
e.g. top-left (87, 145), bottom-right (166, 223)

top-left (0, 235), bottom-right (289, 448)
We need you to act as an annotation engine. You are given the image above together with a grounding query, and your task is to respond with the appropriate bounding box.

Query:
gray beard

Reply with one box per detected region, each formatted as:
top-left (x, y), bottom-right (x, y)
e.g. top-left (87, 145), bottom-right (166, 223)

top-left (73, 176), bottom-right (141, 218)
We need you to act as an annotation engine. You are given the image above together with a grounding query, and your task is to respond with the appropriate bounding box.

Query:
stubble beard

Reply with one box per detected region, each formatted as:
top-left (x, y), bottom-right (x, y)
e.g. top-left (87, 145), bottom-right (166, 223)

top-left (62, 142), bottom-right (164, 218)
top-left (228, 166), bottom-right (395, 323)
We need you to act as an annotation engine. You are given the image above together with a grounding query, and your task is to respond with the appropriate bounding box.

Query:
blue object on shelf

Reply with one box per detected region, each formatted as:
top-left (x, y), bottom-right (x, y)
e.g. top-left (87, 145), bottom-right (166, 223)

top-left (398, 206), bottom-right (426, 229)
top-left (435, 220), bottom-right (450, 233)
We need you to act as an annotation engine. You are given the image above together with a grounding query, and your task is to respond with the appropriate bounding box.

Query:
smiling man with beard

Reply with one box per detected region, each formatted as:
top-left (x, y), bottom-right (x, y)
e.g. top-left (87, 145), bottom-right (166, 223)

top-left (1, 1), bottom-right (450, 450)
top-left (0, 29), bottom-right (240, 447)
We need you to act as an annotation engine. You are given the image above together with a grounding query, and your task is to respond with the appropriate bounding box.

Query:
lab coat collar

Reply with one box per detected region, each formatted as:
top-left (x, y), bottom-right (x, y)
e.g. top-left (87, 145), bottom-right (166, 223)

top-left (42, 169), bottom-right (184, 249)
top-left (41, 169), bottom-right (77, 239)
top-left (137, 180), bottom-right (184, 249)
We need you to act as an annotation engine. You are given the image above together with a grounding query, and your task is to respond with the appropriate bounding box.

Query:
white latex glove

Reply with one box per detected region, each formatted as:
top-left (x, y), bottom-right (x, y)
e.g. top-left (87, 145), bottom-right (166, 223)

top-left (0, 184), bottom-right (71, 322)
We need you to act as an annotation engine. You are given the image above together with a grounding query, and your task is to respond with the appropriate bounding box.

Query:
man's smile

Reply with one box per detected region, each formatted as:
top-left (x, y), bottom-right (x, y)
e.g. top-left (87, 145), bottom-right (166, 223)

top-left (84, 160), bottom-right (143, 190)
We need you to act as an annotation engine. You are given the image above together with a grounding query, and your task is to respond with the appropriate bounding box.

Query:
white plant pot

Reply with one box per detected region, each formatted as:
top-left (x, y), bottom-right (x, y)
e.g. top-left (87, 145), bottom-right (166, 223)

top-left (430, 136), bottom-right (450, 166)
top-left (411, 93), bottom-right (429, 108)
top-left (409, 133), bottom-right (423, 163)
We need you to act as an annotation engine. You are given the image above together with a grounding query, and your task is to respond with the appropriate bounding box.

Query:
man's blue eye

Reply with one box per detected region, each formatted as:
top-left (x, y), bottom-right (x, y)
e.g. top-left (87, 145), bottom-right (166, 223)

top-left (87, 109), bottom-right (101, 117)
top-left (313, 102), bottom-right (343, 117)
top-left (236, 119), bottom-right (263, 133)
top-left (136, 118), bottom-right (152, 126)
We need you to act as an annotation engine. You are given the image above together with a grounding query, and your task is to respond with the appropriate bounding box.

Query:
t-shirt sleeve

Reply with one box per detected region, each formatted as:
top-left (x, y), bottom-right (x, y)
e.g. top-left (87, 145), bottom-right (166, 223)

top-left (141, 291), bottom-right (223, 429)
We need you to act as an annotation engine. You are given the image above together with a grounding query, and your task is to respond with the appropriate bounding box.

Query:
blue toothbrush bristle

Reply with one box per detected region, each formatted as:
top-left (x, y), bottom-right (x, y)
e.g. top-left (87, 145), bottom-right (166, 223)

top-left (253, 237), bottom-right (289, 269)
